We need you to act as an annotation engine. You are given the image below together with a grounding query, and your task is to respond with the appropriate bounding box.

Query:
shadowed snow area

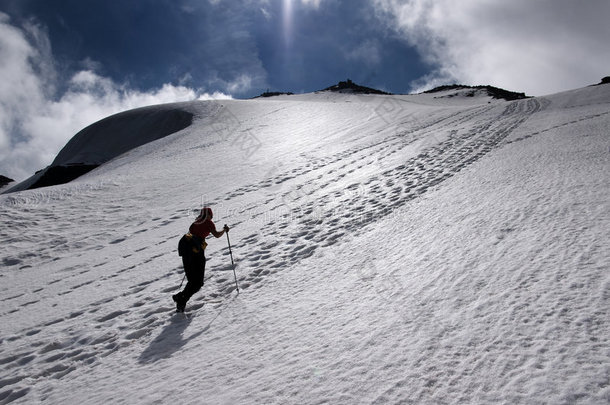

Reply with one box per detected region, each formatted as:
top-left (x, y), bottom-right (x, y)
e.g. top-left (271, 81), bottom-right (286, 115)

top-left (51, 104), bottom-right (194, 166)
top-left (5, 103), bottom-right (194, 193)
top-left (0, 84), bottom-right (608, 404)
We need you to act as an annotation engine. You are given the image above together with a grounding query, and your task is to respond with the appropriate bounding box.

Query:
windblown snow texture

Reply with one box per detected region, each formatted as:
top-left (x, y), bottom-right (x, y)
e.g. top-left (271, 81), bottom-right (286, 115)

top-left (0, 83), bottom-right (608, 404)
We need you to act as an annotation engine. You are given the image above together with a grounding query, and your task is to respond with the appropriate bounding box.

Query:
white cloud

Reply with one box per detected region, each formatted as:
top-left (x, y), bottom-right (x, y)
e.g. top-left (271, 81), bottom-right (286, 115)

top-left (345, 39), bottom-right (382, 67)
top-left (260, 7), bottom-right (272, 20)
top-left (373, 0), bottom-right (610, 95)
top-left (227, 74), bottom-right (254, 94)
top-left (206, 71), bottom-right (263, 95)
top-left (0, 13), bottom-right (231, 182)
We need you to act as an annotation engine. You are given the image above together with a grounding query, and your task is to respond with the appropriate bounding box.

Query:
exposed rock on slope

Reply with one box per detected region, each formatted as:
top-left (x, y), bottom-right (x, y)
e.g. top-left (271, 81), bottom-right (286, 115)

top-left (0, 175), bottom-right (14, 188)
top-left (321, 79), bottom-right (391, 95)
top-left (424, 84), bottom-right (528, 101)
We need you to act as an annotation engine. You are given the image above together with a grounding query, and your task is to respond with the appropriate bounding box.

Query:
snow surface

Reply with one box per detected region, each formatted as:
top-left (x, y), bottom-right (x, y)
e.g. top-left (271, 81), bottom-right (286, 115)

top-left (0, 182), bottom-right (13, 195)
top-left (0, 85), bottom-right (609, 404)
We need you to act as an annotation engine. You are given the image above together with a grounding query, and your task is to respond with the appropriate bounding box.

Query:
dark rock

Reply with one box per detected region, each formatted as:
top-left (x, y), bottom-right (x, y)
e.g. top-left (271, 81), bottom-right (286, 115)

top-left (0, 175), bottom-right (14, 187)
top-left (321, 79), bottom-right (391, 95)
top-left (27, 164), bottom-right (99, 189)
top-left (424, 84), bottom-right (528, 101)
top-left (253, 91), bottom-right (294, 98)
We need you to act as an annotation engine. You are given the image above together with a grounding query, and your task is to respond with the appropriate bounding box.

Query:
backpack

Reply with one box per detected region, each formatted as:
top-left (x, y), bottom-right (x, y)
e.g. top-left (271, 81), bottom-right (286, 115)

top-left (178, 233), bottom-right (207, 256)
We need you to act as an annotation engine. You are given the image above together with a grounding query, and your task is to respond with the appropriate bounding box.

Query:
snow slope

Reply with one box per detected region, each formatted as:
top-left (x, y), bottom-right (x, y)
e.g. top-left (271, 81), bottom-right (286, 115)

top-left (0, 84), bottom-right (608, 404)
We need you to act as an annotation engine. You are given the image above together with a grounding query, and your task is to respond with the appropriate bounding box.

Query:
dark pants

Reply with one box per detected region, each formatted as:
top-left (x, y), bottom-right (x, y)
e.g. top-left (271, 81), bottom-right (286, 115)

top-left (177, 252), bottom-right (206, 305)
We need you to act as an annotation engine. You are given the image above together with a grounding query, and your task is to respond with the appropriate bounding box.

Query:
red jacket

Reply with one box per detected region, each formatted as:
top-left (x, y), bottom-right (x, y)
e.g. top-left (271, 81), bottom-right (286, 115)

top-left (189, 207), bottom-right (217, 239)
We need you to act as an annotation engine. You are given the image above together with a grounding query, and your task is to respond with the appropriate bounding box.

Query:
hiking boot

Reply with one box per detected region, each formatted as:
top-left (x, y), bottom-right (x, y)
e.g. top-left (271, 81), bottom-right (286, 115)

top-left (172, 294), bottom-right (186, 313)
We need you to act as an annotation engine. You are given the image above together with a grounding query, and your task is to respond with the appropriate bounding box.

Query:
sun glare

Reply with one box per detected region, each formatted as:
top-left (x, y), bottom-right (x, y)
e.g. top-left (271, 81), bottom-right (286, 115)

top-left (282, 0), bottom-right (294, 48)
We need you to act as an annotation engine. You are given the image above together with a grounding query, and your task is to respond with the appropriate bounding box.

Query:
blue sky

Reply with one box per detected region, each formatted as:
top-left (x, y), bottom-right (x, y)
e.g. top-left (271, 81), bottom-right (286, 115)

top-left (1, 0), bottom-right (609, 181)
top-left (0, 0), bottom-right (428, 97)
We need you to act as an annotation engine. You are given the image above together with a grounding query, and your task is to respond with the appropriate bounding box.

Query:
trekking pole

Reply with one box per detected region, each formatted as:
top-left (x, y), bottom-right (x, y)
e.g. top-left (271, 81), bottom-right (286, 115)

top-left (178, 274), bottom-right (186, 290)
top-left (225, 225), bottom-right (240, 294)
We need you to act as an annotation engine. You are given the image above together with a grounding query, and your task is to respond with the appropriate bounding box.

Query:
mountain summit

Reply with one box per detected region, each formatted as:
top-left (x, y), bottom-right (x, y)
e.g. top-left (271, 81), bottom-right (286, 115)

top-left (321, 79), bottom-right (391, 95)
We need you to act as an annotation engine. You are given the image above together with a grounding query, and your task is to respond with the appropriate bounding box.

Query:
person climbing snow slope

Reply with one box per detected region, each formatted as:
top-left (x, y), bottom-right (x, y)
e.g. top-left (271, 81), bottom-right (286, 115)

top-left (173, 207), bottom-right (229, 312)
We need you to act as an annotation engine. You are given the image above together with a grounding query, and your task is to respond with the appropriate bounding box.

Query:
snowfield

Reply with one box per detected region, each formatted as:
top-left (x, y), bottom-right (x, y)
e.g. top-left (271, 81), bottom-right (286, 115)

top-left (0, 84), bottom-right (608, 404)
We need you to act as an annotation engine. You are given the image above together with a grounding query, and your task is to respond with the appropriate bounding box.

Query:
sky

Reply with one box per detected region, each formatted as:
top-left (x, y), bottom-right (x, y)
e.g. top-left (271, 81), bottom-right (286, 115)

top-left (1, 0), bottom-right (609, 181)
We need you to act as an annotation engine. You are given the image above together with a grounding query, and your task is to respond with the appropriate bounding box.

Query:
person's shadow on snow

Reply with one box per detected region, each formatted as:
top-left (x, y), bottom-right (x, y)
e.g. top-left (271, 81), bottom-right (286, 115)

top-left (138, 315), bottom-right (204, 364)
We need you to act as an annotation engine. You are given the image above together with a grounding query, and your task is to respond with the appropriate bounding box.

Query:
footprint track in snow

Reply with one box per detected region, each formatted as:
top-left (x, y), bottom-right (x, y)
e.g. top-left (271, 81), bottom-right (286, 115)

top-left (0, 98), bottom-right (548, 398)
top-left (225, 99), bottom-right (544, 289)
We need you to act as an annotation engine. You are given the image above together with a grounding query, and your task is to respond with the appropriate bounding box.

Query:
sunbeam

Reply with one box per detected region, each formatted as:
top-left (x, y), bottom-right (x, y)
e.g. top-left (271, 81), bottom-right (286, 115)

top-left (282, 0), bottom-right (294, 48)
